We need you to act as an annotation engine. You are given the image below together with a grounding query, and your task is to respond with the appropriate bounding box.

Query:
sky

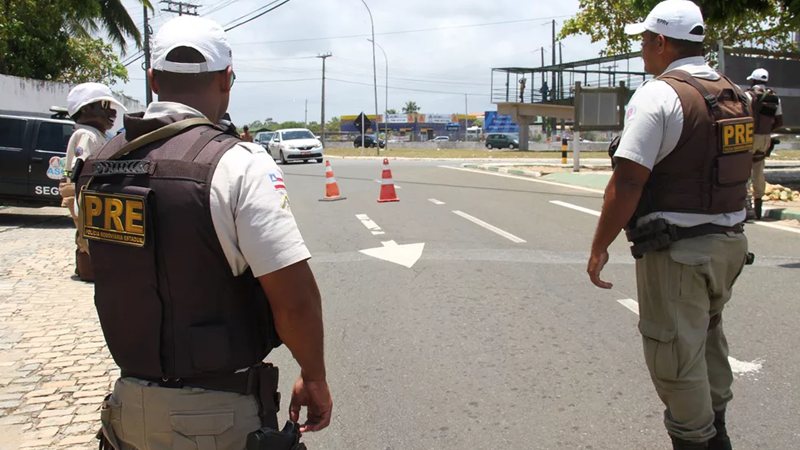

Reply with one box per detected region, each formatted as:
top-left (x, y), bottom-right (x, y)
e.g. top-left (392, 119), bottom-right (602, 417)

top-left (116, 0), bottom-right (624, 125)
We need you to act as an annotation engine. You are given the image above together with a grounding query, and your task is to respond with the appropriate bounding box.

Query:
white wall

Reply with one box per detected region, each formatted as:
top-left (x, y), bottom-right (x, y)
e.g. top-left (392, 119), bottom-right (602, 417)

top-left (0, 74), bottom-right (143, 132)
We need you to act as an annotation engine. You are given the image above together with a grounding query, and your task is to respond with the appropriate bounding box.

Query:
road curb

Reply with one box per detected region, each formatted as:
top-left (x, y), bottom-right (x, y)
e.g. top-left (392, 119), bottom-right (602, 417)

top-left (764, 207), bottom-right (800, 221)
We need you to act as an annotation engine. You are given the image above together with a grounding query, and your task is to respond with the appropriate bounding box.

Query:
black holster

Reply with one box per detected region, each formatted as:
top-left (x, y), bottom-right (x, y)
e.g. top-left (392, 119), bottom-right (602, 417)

top-left (247, 421), bottom-right (307, 450)
top-left (248, 363), bottom-right (281, 430)
top-left (626, 219), bottom-right (677, 259)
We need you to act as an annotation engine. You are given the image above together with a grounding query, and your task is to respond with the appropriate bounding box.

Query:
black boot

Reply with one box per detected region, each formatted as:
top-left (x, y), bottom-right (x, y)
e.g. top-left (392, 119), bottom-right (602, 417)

top-left (754, 199), bottom-right (763, 220)
top-left (671, 436), bottom-right (709, 450)
top-left (708, 410), bottom-right (732, 450)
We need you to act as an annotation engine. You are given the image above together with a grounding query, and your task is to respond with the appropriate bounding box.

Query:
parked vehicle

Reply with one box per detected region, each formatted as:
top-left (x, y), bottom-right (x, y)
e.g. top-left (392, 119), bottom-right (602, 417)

top-left (268, 128), bottom-right (324, 164)
top-left (432, 136), bottom-right (450, 142)
top-left (485, 133), bottom-right (519, 149)
top-left (254, 131), bottom-right (274, 149)
top-left (0, 109), bottom-right (75, 207)
top-left (353, 134), bottom-right (385, 148)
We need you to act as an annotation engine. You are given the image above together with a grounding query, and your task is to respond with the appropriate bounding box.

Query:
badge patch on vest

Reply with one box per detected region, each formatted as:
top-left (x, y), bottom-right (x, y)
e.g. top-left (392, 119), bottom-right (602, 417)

top-left (719, 117), bottom-right (754, 154)
top-left (81, 190), bottom-right (147, 247)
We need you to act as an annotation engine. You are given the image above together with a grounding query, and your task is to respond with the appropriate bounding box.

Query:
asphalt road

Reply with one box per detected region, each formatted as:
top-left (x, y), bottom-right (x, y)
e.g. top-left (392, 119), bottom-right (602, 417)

top-left (264, 158), bottom-right (800, 450)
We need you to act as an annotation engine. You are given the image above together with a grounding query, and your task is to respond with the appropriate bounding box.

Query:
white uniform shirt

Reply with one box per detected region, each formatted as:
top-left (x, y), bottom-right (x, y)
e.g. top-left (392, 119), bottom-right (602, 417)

top-left (614, 56), bottom-right (746, 227)
top-left (65, 124), bottom-right (107, 173)
top-left (143, 102), bottom-right (311, 277)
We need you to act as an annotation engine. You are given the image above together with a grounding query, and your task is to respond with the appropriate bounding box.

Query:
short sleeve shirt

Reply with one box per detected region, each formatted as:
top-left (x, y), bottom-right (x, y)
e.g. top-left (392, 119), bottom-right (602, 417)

top-left (614, 56), bottom-right (745, 227)
top-left (143, 102), bottom-right (311, 277)
top-left (65, 124), bottom-right (107, 173)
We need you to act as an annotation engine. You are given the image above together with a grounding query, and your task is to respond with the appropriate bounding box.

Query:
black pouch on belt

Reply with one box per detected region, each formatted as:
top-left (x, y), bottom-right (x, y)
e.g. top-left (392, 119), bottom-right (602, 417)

top-left (247, 420), bottom-right (307, 450)
top-left (248, 363), bottom-right (281, 430)
top-left (625, 218), bottom-right (676, 259)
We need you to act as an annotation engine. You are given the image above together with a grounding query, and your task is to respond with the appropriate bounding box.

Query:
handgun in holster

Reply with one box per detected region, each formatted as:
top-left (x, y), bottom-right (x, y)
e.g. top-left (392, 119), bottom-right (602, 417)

top-left (625, 218), bottom-right (677, 259)
top-left (246, 421), bottom-right (307, 450)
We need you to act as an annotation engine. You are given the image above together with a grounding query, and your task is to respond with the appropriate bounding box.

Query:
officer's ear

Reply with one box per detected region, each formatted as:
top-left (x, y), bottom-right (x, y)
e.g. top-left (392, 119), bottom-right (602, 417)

top-left (217, 67), bottom-right (234, 94)
top-left (148, 69), bottom-right (160, 95)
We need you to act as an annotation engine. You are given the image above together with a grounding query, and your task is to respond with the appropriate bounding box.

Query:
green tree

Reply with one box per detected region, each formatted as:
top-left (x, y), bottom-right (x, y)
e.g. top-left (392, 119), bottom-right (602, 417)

top-left (386, 108), bottom-right (397, 114)
top-left (325, 117), bottom-right (341, 133)
top-left (58, 36), bottom-right (129, 84)
top-left (64, 0), bottom-right (153, 53)
top-left (561, 0), bottom-right (800, 55)
top-left (402, 101), bottom-right (420, 114)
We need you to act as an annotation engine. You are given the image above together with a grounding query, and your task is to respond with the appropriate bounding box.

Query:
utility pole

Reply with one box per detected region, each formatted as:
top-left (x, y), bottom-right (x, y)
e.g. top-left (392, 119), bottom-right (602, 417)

top-left (550, 19), bottom-right (557, 140)
top-left (464, 94), bottom-right (468, 141)
top-left (143, 5), bottom-right (152, 105)
top-left (304, 99), bottom-right (308, 126)
top-left (161, 0), bottom-right (199, 16)
top-left (317, 53), bottom-right (332, 144)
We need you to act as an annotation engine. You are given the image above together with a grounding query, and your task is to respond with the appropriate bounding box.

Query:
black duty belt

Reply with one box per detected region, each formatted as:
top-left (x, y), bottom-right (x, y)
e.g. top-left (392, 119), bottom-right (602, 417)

top-left (122, 370), bottom-right (252, 394)
top-left (627, 219), bottom-right (744, 259)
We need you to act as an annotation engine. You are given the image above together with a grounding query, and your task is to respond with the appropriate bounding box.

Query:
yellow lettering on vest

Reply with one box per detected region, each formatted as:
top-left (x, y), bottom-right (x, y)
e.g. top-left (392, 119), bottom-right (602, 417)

top-left (125, 199), bottom-right (144, 234)
top-left (734, 124), bottom-right (745, 145)
top-left (745, 122), bottom-right (754, 144)
top-left (723, 125), bottom-right (735, 147)
top-left (84, 195), bottom-right (102, 226)
top-left (104, 197), bottom-right (125, 231)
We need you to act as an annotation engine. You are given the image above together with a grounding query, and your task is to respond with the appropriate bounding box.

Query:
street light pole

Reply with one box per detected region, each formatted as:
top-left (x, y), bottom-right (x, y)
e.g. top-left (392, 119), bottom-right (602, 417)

top-left (360, 0), bottom-right (380, 147)
top-left (368, 38), bottom-right (388, 153)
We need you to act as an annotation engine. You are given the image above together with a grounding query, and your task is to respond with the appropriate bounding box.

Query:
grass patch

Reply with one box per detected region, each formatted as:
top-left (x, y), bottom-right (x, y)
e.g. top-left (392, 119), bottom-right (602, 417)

top-left (325, 147), bottom-right (610, 159)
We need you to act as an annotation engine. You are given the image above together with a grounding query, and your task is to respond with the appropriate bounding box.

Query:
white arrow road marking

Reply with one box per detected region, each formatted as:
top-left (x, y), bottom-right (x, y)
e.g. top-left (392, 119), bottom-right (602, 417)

top-left (428, 198), bottom-right (445, 205)
top-left (373, 179), bottom-right (402, 189)
top-left (616, 298), bottom-right (763, 376)
top-left (359, 240), bottom-right (425, 268)
top-left (356, 214), bottom-right (385, 235)
top-left (452, 210), bottom-right (526, 243)
top-left (550, 200), bottom-right (601, 217)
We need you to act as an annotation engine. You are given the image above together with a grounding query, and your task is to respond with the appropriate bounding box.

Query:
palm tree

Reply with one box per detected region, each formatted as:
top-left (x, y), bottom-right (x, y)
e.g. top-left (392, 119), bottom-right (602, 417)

top-left (66, 0), bottom-right (153, 53)
top-left (402, 101), bottom-right (420, 114)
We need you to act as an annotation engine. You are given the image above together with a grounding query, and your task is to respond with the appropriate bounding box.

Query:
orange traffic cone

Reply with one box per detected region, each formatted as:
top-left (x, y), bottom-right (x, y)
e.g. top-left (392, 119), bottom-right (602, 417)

top-left (320, 160), bottom-right (346, 201)
top-left (377, 158), bottom-right (399, 203)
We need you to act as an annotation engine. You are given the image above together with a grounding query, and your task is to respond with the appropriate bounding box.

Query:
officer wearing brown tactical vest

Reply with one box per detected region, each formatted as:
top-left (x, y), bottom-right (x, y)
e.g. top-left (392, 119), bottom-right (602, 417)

top-left (75, 16), bottom-right (332, 449)
top-left (744, 68), bottom-right (783, 220)
top-left (587, 1), bottom-right (751, 449)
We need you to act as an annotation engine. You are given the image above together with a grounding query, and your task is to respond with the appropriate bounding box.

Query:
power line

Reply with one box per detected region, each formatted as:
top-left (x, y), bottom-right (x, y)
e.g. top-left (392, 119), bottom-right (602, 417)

top-left (224, 0), bottom-right (292, 32)
top-left (231, 14), bottom-right (572, 46)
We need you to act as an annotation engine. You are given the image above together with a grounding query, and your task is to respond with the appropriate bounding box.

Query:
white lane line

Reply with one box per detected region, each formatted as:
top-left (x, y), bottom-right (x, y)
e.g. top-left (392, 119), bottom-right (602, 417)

top-left (752, 220), bottom-right (800, 235)
top-left (616, 297), bottom-right (763, 376)
top-left (373, 179), bottom-right (402, 189)
top-left (428, 198), bottom-right (445, 205)
top-left (356, 214), bottom-right (385, 235)
top-left (617, 298), bottom-right (639, 315)
top-left (452, 210), bottom-right (527, 243)
top-left (439, 165), bottom-right (605, 194)
top-left (550, 200), bottom-right (601, 217)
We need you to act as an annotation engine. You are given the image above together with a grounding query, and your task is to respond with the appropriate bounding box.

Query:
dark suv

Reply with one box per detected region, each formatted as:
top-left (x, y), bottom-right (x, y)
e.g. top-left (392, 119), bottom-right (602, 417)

top-left (0, 110), bottom-right (75, 207)
top-left (353, 135), bottom-right (385, 148)
top-left (485, 133), bottom-right (519, 149)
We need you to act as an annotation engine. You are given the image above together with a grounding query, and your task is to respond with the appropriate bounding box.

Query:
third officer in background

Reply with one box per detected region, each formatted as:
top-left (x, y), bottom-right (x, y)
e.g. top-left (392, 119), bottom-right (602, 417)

top-left (744, 68), bottom-right (783, 220)
top-left (77, 16), bottom-right (332, 449)
top-left (587, 1), bottom-right (751, 449)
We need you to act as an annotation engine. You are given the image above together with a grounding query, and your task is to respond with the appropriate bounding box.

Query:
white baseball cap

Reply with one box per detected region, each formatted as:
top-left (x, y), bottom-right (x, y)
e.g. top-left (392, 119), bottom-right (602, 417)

top-left (151, 16), bottom-right (232, 73)
top-left (624, 0), bottom-right (705, 43)
top-left (67, 82), bottom-right (127, 117)
top-left (746, 68), bottom-right (769, 82)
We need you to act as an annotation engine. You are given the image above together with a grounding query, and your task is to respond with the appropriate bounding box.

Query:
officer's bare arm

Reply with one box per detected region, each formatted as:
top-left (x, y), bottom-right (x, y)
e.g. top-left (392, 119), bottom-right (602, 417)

top-left (591, 158), bottom-right (651, 254)
top-left (258, 260), bottom-right (326, 382)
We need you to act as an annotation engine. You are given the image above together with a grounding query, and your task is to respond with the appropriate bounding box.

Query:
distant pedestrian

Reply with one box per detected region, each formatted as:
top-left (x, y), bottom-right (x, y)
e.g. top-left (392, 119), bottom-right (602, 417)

top-left (60, 82), bottom-right (126, 281)
top-left (241, 124), bottom-right (253, 142)
top-left (588, 1), bottom-right (751, 448)
top-left (744, 68), bottom-right (783, 220)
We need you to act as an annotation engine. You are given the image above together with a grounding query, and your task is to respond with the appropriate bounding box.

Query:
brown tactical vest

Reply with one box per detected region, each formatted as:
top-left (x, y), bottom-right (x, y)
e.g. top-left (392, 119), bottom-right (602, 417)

top-left (747, 85), bottom-right (780, 134)
top-left (76, 112), bottom-right (280, 379)
top-left (636, 70), bottom-right (754, 217)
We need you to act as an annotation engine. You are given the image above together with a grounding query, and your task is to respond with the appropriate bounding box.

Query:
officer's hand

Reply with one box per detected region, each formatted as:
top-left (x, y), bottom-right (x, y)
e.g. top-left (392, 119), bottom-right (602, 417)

top-left (588, 250), bottom-right (613, 289)
top-left (289, 376), bottom-right (332, 433)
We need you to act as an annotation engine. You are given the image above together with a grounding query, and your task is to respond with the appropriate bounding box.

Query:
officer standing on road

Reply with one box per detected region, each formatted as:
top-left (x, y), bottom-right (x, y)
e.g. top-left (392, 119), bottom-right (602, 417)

top-left (744, 68), bottom-right (783, 220)
top-left (76, 16), bottom-right (332, 449)
top-left (587, 1), bottom-right (751, 449)
top-left (60, 82), bottom-right (126, 281)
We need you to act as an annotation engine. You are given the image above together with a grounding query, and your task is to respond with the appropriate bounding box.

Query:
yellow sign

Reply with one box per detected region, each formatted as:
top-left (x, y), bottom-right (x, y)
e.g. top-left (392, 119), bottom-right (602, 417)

top-left (82, 191), bottom-right (147, 247)
top-left (720, 119), bottom-right (754, 154)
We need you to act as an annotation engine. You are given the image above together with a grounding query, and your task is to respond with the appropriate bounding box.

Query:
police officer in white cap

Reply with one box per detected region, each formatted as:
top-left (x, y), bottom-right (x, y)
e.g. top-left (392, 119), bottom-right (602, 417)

top-left (60, 82), bottom-right (126, 281)
top-left (80, 15), bottom-right (331, 449)
top-left (744, 68), bottom-right (783, 219)
top-left (588, 1), bottom-right (752, 449)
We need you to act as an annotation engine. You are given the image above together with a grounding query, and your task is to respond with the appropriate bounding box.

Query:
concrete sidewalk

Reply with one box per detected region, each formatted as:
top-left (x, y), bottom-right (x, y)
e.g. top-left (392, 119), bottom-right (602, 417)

top-left (463, 162), bottom-right (800, 221)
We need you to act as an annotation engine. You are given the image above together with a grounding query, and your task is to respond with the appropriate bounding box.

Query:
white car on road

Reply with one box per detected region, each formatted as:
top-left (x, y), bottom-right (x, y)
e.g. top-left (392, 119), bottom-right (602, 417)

top-left (268, 128), bottom-right (324, 164)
